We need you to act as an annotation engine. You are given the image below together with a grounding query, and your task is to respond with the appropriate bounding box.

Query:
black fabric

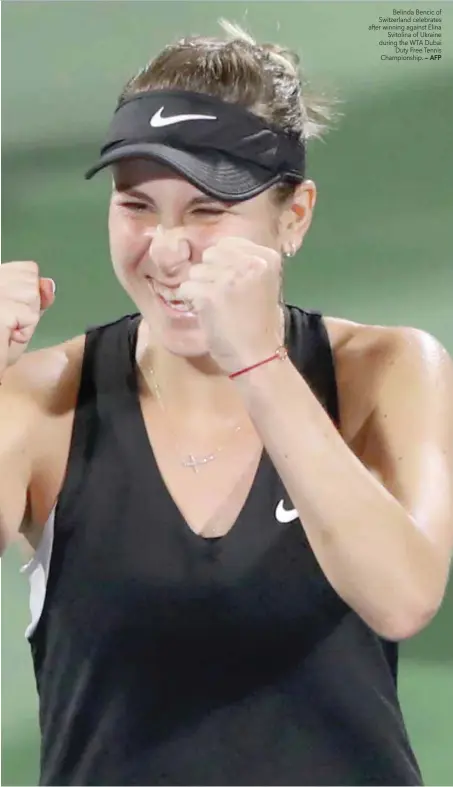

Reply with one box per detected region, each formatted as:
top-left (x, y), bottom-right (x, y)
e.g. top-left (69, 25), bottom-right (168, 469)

top-left (85, 90), bottom-right (306, 201)
top-left (30, 305), bottom-right (422, 786)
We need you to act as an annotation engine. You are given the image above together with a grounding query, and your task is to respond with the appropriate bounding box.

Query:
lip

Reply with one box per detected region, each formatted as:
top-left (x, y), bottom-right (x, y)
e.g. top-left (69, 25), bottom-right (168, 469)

top-left (146, 277), bottom-right (197, 320)
top-left (147, 278), bottom-right (181, 290)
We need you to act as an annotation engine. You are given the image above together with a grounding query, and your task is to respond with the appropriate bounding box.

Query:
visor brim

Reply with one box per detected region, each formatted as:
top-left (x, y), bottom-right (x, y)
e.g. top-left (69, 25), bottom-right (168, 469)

top-left (84, 143), bottom-right (284, 201)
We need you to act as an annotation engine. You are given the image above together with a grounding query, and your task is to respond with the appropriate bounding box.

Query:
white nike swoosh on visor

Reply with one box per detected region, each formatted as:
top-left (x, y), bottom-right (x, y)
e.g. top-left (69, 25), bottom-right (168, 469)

top-left (150, 107), bottom-right (218, 128)
top-left (275, 499), bottom-right (299, 524)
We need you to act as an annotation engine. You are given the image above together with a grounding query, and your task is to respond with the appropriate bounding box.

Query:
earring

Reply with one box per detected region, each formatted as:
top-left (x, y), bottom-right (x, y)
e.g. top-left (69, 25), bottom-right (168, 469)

top-left (283, 242), bottom-right (297, 258)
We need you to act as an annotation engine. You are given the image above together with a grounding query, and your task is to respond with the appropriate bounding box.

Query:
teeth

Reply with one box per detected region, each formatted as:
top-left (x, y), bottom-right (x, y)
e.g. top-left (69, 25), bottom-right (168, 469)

top-left (168, 301), bottom-right (191, 312)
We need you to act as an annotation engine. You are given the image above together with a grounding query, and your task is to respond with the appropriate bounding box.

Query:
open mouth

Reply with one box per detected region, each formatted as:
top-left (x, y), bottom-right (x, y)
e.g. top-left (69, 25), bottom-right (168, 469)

top-left (146, 277), bottom-right (196, 317)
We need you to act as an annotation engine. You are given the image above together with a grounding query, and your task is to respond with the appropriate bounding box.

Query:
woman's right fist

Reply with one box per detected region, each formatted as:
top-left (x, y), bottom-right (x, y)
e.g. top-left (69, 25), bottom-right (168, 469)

top-left (0, 261), bottom-right (56, 377)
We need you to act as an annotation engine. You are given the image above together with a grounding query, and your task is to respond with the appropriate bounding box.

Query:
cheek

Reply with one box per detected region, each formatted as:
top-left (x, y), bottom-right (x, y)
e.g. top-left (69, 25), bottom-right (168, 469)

top-left (224, 215), bottom-right (281, 251)
top-left (252, 208), bottom-right (281, 247)
top-left (108, 209), bottom-right (151, 277)
top-left (196, 216), bottom-right (267, 249)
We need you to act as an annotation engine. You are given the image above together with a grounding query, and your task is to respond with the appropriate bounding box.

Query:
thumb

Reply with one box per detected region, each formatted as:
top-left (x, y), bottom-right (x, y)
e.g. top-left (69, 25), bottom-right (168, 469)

top-left (39, 278), bottom-right (56, 313)
top-left (0, 324), bottom-right (9, 378)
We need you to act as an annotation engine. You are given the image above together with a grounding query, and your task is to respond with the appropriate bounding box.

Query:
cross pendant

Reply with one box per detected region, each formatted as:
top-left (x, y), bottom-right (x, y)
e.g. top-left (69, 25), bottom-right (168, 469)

top-left (182, 453), bottom-right (216, 473)
top-left (183, 454), bottom-right (200, 474)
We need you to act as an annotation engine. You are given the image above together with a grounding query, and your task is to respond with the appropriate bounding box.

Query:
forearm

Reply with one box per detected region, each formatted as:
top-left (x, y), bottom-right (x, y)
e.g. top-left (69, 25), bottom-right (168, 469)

top-left (233, 356), bottom-right (441, 640)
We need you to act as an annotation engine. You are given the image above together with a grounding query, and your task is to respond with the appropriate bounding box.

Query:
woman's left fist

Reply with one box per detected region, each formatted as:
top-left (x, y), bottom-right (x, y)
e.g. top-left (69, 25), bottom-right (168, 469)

top-left (177, 237), bottom-right (283, 375)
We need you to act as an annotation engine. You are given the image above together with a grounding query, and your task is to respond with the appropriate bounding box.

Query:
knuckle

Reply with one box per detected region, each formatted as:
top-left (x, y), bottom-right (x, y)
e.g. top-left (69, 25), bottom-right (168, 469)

top-left (8, 260), bottom-right (39, 276)
top-left (216, 236), bottom-right (237, 249)
top-left (0, 261), bottom-right (40, 294)
top-left (25, 262), bottom-right (41, 284)
top-left (177, 282), bottom-right (192, 298)
top-left (188, 265), bottom-right (206, 281)
top-left (23, 260), bottom-right (40, 274)
top-left (249, 255), bottom-right (267, 272)
top-left (202, 247), bottom-right (218, 265)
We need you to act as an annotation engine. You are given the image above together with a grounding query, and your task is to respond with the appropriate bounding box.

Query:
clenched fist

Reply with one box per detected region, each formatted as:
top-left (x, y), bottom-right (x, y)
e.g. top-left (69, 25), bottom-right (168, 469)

top-left (0, 261), bottom-right (55, 377)
top-left (177, 237), bottom-right (283, 375)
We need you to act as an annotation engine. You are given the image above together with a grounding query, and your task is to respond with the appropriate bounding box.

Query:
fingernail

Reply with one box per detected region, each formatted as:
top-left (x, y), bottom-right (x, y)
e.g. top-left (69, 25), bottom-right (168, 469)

top-left (49, 279), bottom-right (56, 295)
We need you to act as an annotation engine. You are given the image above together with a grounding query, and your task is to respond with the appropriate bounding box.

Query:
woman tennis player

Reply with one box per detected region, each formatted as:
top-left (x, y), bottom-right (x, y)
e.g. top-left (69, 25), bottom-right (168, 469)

top-left (1, 21), bottom-right (452, 787)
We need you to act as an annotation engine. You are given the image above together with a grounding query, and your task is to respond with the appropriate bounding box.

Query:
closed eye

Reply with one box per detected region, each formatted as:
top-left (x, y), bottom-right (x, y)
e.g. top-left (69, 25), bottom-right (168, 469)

top-left (192, 207), bottom-right (226, 215)
top-left (120, 201), bottom-right (149, 212)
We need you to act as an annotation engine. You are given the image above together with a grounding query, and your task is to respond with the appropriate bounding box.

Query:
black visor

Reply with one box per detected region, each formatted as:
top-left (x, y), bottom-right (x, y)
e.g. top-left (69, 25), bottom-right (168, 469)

top-left (85, 90), bottom-right (306, 201)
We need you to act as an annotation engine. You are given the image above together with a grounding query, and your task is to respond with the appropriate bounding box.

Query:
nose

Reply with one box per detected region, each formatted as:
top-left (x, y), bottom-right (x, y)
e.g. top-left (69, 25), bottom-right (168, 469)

top-left (150, 225), bottom-right (192, 276)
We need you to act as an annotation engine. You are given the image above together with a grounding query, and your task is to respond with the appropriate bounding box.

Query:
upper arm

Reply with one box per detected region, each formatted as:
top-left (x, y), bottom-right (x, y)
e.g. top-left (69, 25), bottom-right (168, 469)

top-left (0, 378), bottom-right (36, 552)
top-left (361, 327), bottom-right (453, 585)
top-left (0, 336), bottom-right (83, 554)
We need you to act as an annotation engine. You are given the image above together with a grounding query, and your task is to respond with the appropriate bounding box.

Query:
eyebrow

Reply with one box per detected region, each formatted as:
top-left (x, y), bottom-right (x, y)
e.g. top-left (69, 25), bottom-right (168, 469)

top-left (113, 184), bottom-right (230, 208)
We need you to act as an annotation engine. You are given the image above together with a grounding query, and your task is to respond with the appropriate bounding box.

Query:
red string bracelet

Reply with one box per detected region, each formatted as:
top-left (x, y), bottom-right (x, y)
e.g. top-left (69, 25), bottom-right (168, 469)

top-left (229, 346), bottom-right (288, 380)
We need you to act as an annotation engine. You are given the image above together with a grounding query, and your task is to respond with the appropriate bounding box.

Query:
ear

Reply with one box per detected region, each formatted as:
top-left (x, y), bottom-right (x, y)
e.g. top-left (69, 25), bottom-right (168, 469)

top-left (279, 180), bottom-right (317, 254)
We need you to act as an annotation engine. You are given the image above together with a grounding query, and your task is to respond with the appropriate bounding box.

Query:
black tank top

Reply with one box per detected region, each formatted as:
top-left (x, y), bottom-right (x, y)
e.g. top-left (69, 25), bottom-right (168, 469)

top-left (30, 305), bottom-right (423, 786)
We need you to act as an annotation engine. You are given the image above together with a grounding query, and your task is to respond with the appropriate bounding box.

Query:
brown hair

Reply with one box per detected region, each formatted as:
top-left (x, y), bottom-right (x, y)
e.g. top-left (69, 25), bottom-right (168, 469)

top-left (119, 21), bottom-right (337, 204)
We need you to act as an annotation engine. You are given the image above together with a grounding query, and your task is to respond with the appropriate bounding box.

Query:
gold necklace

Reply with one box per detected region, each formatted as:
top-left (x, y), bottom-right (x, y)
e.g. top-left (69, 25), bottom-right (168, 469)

top-left (145, 361), bottom-right (242, 473)
top-left (142, 305), bottom-right (286, 473)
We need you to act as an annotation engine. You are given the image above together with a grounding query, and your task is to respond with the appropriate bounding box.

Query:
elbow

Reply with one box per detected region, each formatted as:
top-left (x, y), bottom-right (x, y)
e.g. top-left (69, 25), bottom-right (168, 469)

top-left (373, 546), bottom-right (451, 641)
top-left (373, 594), bottom-right (444, 642)
top-left (382, 608), bottom-right (439, 642)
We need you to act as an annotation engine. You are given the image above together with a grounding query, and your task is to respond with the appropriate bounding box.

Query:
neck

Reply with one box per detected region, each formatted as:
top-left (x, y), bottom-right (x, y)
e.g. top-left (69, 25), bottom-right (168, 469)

top-left (136, 327), bottom-right (247, 427)
top-left (136, 305), bottom-right (286, 423)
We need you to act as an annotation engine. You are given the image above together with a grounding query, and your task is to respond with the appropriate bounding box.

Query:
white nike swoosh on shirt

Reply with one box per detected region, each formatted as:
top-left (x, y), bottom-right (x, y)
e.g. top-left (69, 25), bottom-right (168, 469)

top-left (150, 107), bottom-right (218, 128)
top-left (275, 499), bottom-right (299, 524)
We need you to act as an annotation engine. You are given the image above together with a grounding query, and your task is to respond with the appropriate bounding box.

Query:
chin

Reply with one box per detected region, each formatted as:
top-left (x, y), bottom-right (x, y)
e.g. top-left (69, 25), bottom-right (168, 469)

top-left (139, 287), bottom-right (207, 355)
top-left (161, 332), bottom-right (212, 360)
top-left (134, 281), bottom-right (215, 361)
top-left (140, 305), bottom-right (209, 358)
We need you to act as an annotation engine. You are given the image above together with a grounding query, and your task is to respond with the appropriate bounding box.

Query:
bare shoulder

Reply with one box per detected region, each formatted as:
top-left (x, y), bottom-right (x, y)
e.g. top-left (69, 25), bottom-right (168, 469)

top-left (324, 314), bottom-right (452, 374)
top-left (324, 316), bottom-right (453, 570)
top-left (1, 334), bottom-right (86, 415)
top-left (323, 315), bottom-right (453, 447)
